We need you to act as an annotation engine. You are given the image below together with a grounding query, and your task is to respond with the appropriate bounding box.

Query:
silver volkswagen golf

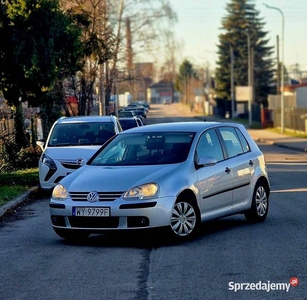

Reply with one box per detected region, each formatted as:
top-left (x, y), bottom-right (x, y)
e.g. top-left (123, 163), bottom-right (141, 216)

top-left (50, 122), bottom-right (270, 241)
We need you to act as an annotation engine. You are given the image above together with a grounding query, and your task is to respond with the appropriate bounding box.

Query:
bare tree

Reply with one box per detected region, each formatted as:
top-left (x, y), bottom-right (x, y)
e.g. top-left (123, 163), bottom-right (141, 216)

top-left (62, 0), bottom-right (177, 114)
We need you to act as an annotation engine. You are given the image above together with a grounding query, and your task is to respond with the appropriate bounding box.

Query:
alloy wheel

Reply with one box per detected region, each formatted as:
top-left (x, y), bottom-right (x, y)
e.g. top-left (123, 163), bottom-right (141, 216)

top-left (171, 201), bottom-right (197, 237)
top-left (255, 186), bottom-right (268, 217)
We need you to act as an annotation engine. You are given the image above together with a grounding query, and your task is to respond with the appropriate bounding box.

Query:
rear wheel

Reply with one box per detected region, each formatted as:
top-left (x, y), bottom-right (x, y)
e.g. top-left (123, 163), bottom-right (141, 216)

top-left (53, 228), bottom-right (90, 241)
top-left (170, 199), bottom-right (199, 239)
top-left (244, 181), bottom-right (269, 222)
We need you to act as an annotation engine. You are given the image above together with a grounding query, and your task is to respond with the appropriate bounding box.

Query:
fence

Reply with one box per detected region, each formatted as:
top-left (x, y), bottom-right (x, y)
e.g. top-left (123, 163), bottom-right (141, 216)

top-left (0, 118), bottom-right (15, 144)
top-left (267, 94), bottom-right (307, 133)
top-left (272, 108), bottom-right (307, 133)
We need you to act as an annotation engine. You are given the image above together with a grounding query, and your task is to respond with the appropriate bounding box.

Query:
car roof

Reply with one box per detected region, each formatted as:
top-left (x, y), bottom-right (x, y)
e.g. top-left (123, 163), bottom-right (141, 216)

top-left (55, 116), bottom-right (117, 124)
top-left (118, 121), bottom-right (245, 133)
top-left (118, 117), bottom-right (138, 121)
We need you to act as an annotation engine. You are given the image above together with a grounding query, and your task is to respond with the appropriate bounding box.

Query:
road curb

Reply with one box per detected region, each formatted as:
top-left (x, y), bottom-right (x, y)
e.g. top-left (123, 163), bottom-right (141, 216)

top-left (0, 186), bottom-right (39, 219)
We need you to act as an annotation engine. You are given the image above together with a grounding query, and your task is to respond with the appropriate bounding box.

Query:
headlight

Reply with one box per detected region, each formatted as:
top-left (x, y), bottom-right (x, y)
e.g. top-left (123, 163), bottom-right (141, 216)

top-left (52, 184), bottom-right (69, 200)
top-left (42, 154), bottom-right (57, 170)
top-left (124, 183), bottom-right (159, 200)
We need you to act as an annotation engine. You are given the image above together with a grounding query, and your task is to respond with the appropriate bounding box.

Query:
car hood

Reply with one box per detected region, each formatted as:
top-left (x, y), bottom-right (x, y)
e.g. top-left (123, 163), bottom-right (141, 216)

top-left (44, 146), bottom-right (101, 160)
top-left (62, 164), bottom-right (180, 192)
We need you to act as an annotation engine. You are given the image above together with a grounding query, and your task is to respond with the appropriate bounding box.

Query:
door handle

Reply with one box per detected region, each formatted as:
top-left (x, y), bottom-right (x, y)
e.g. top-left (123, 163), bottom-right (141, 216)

top-left (249, 160), bottom-right (254, 167)
top-left (225, 167), bottom-right (231, 174)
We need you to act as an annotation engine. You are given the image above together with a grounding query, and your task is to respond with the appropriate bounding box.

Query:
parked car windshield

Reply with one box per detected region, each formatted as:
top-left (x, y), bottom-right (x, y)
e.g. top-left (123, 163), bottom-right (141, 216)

top-left (90, 132), bottom-right (195, 166)
top-left (48, 122), bottom-right (116, 146)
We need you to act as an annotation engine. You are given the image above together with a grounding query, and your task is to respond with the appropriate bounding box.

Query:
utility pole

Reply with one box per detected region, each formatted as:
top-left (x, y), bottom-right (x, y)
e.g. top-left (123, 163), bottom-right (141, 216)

top-left (227, 43), bottom-right (235, 119)
top-left (98, 0), bottom-right (107, 116)
top-left (263, 3), bottom-right (285, 133)
top-left (244, 31), bottom-right (252, 127)
top-left (276, 35), bottom-right (280, 95)
top-left (126, 17), bottom-right (134, 101)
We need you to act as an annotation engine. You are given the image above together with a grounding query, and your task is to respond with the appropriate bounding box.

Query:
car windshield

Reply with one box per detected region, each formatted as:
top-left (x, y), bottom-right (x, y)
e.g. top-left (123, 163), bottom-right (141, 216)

top-left (90, 132), bottom-right (195, 166)
top-left (48, 122), bottom-right (116, 147)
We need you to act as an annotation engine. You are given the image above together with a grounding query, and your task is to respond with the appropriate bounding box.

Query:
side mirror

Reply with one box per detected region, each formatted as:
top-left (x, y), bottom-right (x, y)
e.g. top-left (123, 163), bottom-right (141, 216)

top-left (36, 139), bottom-right (46, 151)
top-left (81, 159), bottom-right (88, 167)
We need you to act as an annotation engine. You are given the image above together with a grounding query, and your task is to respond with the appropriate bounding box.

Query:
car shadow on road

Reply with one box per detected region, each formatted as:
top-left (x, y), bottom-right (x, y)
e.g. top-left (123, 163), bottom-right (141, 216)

top-left (55, 215), bottom-right (263, 249)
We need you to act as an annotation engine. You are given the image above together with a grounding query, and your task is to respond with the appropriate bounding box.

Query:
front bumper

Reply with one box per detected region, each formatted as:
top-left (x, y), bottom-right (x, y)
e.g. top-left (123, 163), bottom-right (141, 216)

top-left (50, 196), bottom-right (176, 232)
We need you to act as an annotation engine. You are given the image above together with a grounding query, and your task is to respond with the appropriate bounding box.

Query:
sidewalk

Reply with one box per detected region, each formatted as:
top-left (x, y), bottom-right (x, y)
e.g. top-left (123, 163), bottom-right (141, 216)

top-left (247, 129), bottom-right (307, 153)
top-left (0, 186), bottom-right (39, 219)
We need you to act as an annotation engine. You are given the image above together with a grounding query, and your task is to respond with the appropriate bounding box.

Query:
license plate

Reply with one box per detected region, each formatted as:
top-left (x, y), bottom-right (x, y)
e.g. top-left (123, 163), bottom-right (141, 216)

top-left (72, 207), bottom-right (110, 217)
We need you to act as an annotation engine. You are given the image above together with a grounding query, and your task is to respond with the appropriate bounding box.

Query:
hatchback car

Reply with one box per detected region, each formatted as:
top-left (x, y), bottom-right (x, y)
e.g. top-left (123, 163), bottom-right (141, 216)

top-left (118, 117), bottom-right (144, 131)
top-left (50, 122), bottom-right (270, 241)
top-left (37, 116), bottom-right (122, 191)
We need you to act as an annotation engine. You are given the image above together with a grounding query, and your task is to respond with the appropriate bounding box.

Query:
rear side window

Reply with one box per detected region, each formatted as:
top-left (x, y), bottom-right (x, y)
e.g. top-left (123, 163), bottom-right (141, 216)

top-left (235, 128), bottom-right (250, 153)
top-left (217, 127), bottom-right (245, 158)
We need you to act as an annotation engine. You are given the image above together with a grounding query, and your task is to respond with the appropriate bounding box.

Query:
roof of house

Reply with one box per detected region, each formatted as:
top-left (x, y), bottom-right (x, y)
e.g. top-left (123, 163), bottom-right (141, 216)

top-left (284, 82), bottom-right (307, 92)
top-left (149, 80), bottom-right (173, 89)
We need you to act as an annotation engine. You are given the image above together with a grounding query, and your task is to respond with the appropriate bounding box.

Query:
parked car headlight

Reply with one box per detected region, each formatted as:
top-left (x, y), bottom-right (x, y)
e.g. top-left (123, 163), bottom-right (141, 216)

top-left (42, 154), bottom-right (57, 170)
top-left (124, 183), bottom-right (159, 200)
top-left (52, 184), bottom-right (68, 200)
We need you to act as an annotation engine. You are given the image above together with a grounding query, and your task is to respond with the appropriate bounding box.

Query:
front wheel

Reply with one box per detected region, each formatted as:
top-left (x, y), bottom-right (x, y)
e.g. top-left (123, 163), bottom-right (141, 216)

top-left (244, 181), bottom-right (269, 222)
top-left (170, 200), bottom-right (199, 239)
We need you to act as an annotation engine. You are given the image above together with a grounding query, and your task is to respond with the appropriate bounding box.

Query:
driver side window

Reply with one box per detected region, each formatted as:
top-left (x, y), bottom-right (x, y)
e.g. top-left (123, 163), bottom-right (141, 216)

top-left (196, 129), bottom-right (224, 162)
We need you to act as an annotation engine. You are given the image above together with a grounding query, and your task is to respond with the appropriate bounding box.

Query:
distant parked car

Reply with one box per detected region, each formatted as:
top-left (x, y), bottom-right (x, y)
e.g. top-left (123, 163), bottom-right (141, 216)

top-left (119, 117), bottom-right (144, 131)
top-left (137, 101), bottom-right (150, 110)
top-left (124, 107), bottom-right (147, 118)
top-left (36, 116), bottom-right (123, 191)
top-left (129, 101), bottom-right (149, 113)
top-left (50, 122), bottom-right (270, 241)
top-left (118, 110), bottom-right (136, 118)
top-left (163, 98), bottom-right (171, 105)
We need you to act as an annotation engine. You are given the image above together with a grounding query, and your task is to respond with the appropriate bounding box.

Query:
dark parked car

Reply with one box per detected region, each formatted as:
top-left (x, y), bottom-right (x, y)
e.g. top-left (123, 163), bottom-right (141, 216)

top-left (118, 110), bottom-right (136, 118)
top-left (124, 107), bottom-right (147, 119)
top-left (119, 117), bottom-right (144, 131)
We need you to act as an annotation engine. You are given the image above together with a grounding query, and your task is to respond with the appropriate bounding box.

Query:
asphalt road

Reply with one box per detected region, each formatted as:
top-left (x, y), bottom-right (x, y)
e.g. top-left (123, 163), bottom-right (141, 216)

top-left (1, 104), bottom-right (307, 300)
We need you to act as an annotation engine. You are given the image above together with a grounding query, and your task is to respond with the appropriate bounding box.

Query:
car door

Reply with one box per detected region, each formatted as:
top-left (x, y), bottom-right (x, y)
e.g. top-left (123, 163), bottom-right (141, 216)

top-left (216, 126), bottom-right (254, 210)
top-left (195, 129), bottom-right (234, 219)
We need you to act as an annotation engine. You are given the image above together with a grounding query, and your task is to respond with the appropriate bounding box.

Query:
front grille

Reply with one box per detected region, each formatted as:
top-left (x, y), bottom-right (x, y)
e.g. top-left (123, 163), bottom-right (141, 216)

top-left (68, 216), bottom-right (119, 228)
top-left (70, 191), bottom-right (125, 201)
top-left (60, 162), bottom-right (81, 170)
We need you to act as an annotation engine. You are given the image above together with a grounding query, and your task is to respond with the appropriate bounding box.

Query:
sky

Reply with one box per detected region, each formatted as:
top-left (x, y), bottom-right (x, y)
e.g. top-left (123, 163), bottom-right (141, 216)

top-left (168, 0), bottom-right (307, 77)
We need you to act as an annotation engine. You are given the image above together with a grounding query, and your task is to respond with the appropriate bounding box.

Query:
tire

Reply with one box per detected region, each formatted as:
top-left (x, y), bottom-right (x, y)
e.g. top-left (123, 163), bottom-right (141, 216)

top-left (53, 228), bottom-right (90, 241)
top-left (244, 181), bottom-right (269, 222)
top-left (169, 199), bottom-right (199, 240)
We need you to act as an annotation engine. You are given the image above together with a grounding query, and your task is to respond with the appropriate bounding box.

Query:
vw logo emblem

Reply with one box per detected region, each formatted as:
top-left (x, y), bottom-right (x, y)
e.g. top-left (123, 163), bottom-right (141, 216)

top-left (87, 191), bottom-right (99, 203)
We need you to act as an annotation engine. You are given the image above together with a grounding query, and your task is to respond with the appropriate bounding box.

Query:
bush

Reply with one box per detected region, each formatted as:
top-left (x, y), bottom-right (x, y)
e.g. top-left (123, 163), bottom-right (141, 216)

top-left (17, 146), bottom-right (42, 169)
top-left (0, 140), bottom-right (19, 173)
top-left (0, 141), bottom-right (41, 173)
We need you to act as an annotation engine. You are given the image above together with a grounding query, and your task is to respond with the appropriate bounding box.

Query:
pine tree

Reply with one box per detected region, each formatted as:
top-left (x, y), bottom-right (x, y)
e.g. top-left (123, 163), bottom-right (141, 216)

top-left (215, 0), bottom-right (275, 107)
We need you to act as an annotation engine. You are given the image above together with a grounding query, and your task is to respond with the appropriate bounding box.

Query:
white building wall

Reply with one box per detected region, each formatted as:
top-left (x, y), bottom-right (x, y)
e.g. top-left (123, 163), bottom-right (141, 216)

top-left (296, 87), bottom-right (307, 107)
